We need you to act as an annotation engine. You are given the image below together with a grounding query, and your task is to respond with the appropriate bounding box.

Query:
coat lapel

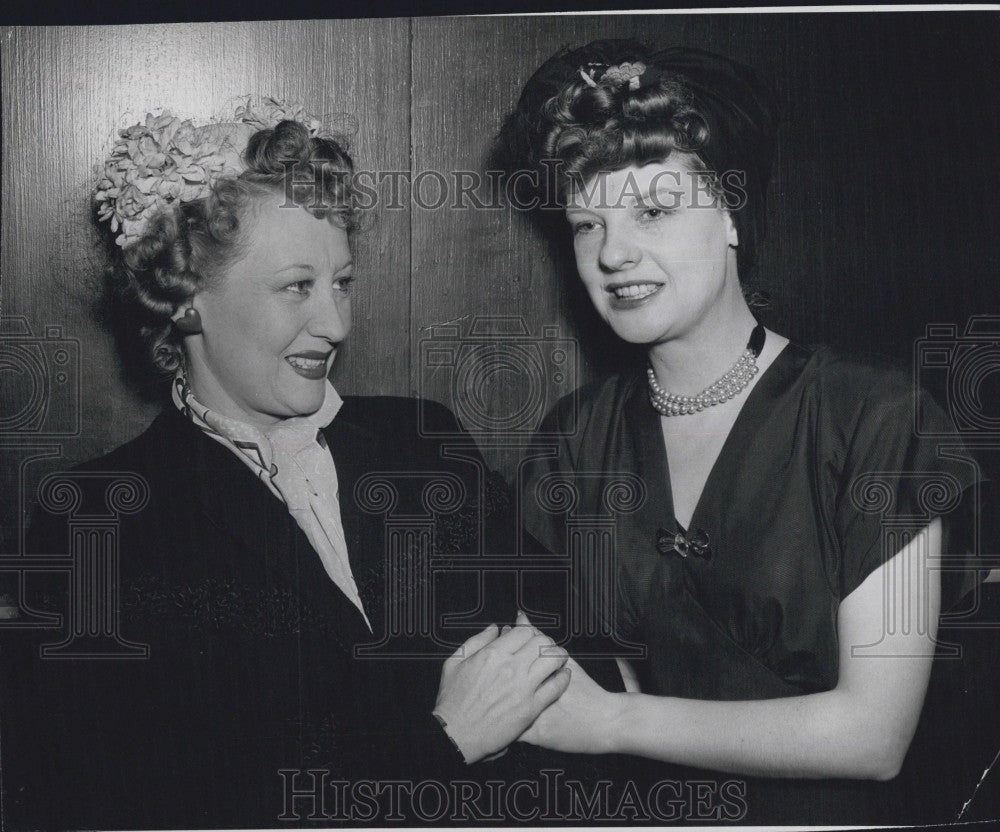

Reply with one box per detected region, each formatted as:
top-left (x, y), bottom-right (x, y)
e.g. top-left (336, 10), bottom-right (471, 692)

top-left (321, 413), bottom-right (388, 632)
top-left (161, 400), bottom-right (415, 638)
top-left (176, 407), bottom-right (298, 582)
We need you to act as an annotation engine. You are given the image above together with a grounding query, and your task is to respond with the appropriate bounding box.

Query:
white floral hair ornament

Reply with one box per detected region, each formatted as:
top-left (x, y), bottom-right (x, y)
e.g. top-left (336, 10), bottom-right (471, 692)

top-left (95, 97), bottom-right (327, 249)
top-left (578, 61), bottom-right (648, 92)
top-left (601, 61), bottom-right (647, 90)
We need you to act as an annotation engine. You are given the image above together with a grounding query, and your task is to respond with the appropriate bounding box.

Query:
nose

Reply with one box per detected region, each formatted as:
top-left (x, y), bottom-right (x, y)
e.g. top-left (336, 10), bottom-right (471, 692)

top-left (307, 288), bottom-right (352, 343)
top-left (598, 225), bottom-right (642, 272)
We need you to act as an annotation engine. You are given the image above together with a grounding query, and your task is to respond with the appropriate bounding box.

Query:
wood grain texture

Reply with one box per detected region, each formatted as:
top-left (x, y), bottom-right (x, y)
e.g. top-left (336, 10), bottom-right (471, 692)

top-left (2, 14), bottom-right (998, 502)
top-left (408, 13), bottom-right (999, 474)
top-left (0, 15), bottom-right (996, 821)
top-left (0, 21), bottom-right (410, 539)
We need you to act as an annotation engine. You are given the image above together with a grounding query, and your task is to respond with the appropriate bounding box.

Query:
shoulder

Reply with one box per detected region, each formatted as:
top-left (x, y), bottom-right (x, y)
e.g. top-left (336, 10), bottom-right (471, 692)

top-left (25, 408), bottom-right (198, 553)
top-left (791, 343), bottom-right (966, 478)
top-left (61, 407), bottom-right (202, 487)
top-left (799, 344), bottom-right (914, 402)
top-left (792, 344), bottom-right (928, 432)
top-left (523, 372), bottom-right (644, 477)
top-left (333, 396), bottom-right (487, 515)
top-left (334, 395), bottom-right (474, 474)
top-left (338, 395), bottom-right (461, 440)
top-left (541, 371), bottom-right (641, 433)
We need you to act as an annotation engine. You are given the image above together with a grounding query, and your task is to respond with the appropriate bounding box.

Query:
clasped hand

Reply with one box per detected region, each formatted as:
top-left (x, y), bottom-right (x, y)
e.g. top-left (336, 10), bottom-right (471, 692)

top-left (433, 610), bottom-right (570, 763)
top-left (434, 612), bottom-right (623, 761)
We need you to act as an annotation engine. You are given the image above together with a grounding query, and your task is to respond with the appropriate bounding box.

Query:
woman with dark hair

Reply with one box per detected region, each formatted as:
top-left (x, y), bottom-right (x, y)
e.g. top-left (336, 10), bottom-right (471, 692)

top-left (0, 104), bottom-right (569, 829)
top-left (496, 41), bottom-right (987, 824)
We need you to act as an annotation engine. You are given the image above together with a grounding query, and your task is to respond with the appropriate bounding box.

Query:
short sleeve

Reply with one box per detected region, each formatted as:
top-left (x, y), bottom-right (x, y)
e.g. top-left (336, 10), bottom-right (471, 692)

top-left (834, 384), bottom-right (984, 607)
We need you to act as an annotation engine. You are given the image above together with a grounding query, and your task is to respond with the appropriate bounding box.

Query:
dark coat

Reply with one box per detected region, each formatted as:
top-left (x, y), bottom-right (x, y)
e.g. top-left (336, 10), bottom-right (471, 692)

top-left (1, 398), bottom-right (493, 829)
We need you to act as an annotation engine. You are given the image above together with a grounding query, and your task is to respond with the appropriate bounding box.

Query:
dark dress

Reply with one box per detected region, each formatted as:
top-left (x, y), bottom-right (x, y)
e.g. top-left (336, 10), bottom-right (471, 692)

top-left (0, 397), bottom-right (497, 829)
top-left (521, 342), bottom-right (988, 825)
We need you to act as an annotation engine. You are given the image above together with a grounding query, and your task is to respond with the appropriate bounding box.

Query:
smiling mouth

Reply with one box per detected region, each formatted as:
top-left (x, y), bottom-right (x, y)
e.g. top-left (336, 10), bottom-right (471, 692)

top-left (607, 282), bottom-right (663, 301)
top-left (286, 351), bottom-right (332, 379)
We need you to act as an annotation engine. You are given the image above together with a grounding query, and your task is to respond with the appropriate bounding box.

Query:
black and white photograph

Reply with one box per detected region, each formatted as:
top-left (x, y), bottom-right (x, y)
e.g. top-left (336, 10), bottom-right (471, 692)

top-left (1, 4), bottom-right (998, 828)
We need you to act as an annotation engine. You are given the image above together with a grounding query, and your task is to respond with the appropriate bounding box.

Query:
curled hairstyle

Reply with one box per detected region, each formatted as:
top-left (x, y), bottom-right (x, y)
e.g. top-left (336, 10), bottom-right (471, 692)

top-left (496, 40), bottom-right (778, 278)
top-left (112, 120), bottom-right (356, 377)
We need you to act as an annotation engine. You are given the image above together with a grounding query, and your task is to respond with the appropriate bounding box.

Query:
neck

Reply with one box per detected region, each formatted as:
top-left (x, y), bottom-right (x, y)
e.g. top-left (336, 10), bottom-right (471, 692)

top-left (182, 360), bottom-right (282, 430)
top-left (647, 290), bottom-right (758, 396)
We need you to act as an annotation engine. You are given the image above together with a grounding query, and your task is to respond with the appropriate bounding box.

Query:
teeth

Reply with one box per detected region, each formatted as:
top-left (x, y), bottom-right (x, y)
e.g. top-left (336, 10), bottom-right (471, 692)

top-left (287, 356), bottom-right (326, 370)
top-left (612, 284), bottom-right (659, 300)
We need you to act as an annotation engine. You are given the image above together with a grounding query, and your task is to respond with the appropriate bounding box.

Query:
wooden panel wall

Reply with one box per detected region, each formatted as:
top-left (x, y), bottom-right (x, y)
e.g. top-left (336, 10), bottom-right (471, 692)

top-left (3, 13), bottom-right (999, 522)
top-left (0, 20), bottom-right (411, 542)
top-left (409, 12), bottom-right (999, 473)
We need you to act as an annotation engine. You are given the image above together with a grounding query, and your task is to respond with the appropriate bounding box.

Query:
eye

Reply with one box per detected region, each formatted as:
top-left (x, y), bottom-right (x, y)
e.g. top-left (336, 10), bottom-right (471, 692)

top-left (334, 276), bottom-right (355, 293)
top-left (571, 220), bottom-right (599, 236)
top-left (284, 279), bottom-right (314, 296)
top-left (640, 207), bottom-right (668, 222)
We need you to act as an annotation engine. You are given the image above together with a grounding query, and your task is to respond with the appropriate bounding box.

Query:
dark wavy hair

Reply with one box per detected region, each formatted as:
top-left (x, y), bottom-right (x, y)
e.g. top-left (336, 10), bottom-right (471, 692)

top-left (109, 119), bottom-right (355, 378)
top-left (496, 40), bottom-right (778, 279)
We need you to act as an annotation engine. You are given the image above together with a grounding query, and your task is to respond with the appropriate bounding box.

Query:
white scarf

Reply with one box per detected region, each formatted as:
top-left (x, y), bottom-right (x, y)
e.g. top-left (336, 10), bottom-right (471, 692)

top-left (172, 374), bottom-right (372, 631)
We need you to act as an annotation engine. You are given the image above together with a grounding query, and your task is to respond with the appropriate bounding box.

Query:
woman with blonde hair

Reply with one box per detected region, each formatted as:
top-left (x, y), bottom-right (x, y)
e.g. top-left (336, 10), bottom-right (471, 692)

top-left (0, 102), bottom-right (568, 828)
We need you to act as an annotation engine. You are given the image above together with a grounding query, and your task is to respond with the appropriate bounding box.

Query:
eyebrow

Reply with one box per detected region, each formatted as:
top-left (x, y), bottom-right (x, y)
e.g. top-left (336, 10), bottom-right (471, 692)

top-left (623, 184), bottom-right (683, 208)
top-left (567, 182), bottom-right (684, 212)
top-left (273, 261), bottom-right (354, 276)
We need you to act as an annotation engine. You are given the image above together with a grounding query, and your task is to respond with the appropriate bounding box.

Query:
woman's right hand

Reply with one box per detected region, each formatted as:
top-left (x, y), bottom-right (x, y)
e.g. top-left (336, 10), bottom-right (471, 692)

top-left (432, 611), bottom-right (570, 763)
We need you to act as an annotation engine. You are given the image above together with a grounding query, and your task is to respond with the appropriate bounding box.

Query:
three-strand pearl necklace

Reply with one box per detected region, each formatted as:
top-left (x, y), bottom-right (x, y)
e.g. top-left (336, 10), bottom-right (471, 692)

top-left (647, 324), bottom-right (766, 417)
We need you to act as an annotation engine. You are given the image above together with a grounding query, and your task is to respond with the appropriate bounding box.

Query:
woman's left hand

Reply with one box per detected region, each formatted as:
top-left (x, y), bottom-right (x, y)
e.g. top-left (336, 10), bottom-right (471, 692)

top-left (519, 656), bottom-right (625, 755)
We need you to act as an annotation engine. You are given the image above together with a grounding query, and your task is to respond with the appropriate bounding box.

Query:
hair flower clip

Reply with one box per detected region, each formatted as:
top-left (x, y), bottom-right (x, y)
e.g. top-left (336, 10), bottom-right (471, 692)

top-left (95, 97), bottom-right (326, 250)
top-left (601, 61), bottom-right (647, 91)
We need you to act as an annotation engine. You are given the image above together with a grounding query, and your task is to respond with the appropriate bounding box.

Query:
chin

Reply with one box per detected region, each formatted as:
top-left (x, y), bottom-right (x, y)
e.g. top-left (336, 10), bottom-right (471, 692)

top-left (295, 396), bottom-right (326, 418)
top-left (282, 387), bottom-right (327, 418)
top-left (604, 318), bottom-right (667, 345)
top-left (602, 305), bottom-right (680, 346)
top-left (608, 327), bottom-right (659, 345)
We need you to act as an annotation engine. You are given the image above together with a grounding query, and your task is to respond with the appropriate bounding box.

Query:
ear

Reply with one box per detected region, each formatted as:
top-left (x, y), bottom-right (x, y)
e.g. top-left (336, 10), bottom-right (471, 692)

top-left (724, 212), bottom-right (739, 248)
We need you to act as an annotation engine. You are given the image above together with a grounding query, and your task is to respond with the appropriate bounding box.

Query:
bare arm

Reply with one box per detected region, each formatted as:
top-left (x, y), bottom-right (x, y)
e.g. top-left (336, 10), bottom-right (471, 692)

top-left (522, 520), bottom-right (942, 781)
